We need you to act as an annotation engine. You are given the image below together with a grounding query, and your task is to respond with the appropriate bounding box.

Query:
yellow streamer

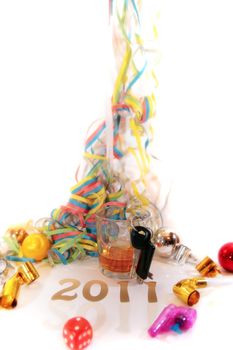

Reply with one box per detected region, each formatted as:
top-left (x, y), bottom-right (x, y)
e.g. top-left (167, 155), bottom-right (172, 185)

top-left (131, 181), bottom-right (149, 206)
top-left (124, 94), bottom-right (143, 115)
top-left (83, 152), bottom-right (107, 161)
top-left (130, 118), bottom-right (149, 174)
top-left (78, 239), bottom-right (98, 251)
top-left (70, 175), bottom-right (95, 194)
top-left (70, 194), bottom-right (92, 205)
top-left (112, 45), bottom-right (132, 104)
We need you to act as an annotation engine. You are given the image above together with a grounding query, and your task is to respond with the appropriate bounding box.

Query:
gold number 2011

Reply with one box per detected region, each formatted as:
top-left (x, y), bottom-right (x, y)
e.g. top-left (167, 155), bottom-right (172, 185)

top-left (52, 279), bottom-right (81, 301)
top-left (51, 279), bottom-right (157, 303)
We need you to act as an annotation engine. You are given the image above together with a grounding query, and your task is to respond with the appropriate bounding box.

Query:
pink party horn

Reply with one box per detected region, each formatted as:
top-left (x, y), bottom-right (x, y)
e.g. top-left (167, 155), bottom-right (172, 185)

top-left (148, 304), bottom-right (197, 337)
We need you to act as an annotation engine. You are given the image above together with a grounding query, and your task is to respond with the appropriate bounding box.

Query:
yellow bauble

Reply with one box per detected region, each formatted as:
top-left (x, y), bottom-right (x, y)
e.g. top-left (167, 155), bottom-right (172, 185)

top-left (21, 233), bottom-right (51, 261)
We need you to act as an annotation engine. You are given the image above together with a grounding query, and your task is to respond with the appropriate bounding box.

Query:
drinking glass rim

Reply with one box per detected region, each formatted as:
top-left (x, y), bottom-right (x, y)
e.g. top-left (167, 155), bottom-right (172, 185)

top-left (95, 211), bottom-right (129, 223)
top-left (95, 206), bottom-right (152, 223)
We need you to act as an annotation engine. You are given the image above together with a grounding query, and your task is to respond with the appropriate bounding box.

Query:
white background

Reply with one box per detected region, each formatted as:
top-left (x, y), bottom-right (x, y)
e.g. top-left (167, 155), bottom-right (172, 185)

top-left (0, 1), bottom-right (233, 349)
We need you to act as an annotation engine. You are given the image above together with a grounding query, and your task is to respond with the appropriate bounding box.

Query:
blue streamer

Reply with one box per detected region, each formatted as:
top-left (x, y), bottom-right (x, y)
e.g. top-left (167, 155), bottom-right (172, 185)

top-left (131, 0), bottom-right (140, 24)
top-left (6, 256), bottom-right (36, 263)
top-left (126, 61), bottom-right (147, 92)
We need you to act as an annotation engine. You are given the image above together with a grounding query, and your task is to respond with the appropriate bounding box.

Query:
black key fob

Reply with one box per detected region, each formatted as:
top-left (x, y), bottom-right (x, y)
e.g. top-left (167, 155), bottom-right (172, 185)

top-left (130, 226), bottom-right (155, 281)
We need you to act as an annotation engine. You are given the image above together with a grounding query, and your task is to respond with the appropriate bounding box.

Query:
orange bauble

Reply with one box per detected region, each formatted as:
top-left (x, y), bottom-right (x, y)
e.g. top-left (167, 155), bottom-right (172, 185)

top-left (21, 233), bottom-right (51, 261)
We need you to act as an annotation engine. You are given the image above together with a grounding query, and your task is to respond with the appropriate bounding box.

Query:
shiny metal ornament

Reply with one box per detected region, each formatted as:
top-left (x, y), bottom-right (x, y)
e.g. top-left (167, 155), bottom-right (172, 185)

top-left (153, 228), bottom-right (180, 258)
top-left (0, 274), bottom-right (23, 308)
top-left (0, 259), bottom-right (7, 275)
top-left (0, 258), bottom-right (14, 287)
top-left (172, 244), bottom-right (198, 265)
top-left (5, 227), bottom-right (28, 244)
top-left (173, 277), bottom-right (207, 306)
top-left (196, 256), bottom-right (221, 277)
top-left (0, 262), bottom-right (39, 309)
top-left (17, 262), bottom-right (40, 284)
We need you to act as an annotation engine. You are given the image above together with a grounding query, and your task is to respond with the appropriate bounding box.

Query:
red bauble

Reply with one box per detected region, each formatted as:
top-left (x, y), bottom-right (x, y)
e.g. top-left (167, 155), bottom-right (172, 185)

top-left (218, 242), bottom-right (233, 272)
top-left (63, 316), bottom-right (93, 350)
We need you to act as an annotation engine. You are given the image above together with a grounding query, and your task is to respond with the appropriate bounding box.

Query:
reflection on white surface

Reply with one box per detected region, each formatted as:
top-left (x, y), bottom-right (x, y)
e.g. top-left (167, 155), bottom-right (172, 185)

top-left (0, 258), bottom-right (232, 349)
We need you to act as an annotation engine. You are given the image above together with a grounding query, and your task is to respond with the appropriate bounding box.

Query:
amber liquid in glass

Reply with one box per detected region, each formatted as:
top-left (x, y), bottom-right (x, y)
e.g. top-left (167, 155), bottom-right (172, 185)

top-left (99, 245), bottom-right (134, 273)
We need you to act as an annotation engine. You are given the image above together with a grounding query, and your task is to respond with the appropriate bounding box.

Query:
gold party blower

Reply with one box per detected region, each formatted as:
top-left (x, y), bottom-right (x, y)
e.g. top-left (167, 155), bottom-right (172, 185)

top-left (0, 262), bottom-right (39, 309)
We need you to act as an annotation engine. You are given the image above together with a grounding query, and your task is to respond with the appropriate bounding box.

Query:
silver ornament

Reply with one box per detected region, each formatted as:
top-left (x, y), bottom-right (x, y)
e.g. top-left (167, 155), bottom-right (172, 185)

top-left (0, 259), bottom-right (7, 275)
top-left (153, 227), bottom-right (180, 258)
top-left (172, 244), bottom-right (198, 264)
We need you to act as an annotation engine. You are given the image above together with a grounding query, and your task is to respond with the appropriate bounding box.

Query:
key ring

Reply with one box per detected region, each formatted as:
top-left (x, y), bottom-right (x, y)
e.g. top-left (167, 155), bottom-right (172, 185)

top-left (130, 225), bottom-right (155, 283)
